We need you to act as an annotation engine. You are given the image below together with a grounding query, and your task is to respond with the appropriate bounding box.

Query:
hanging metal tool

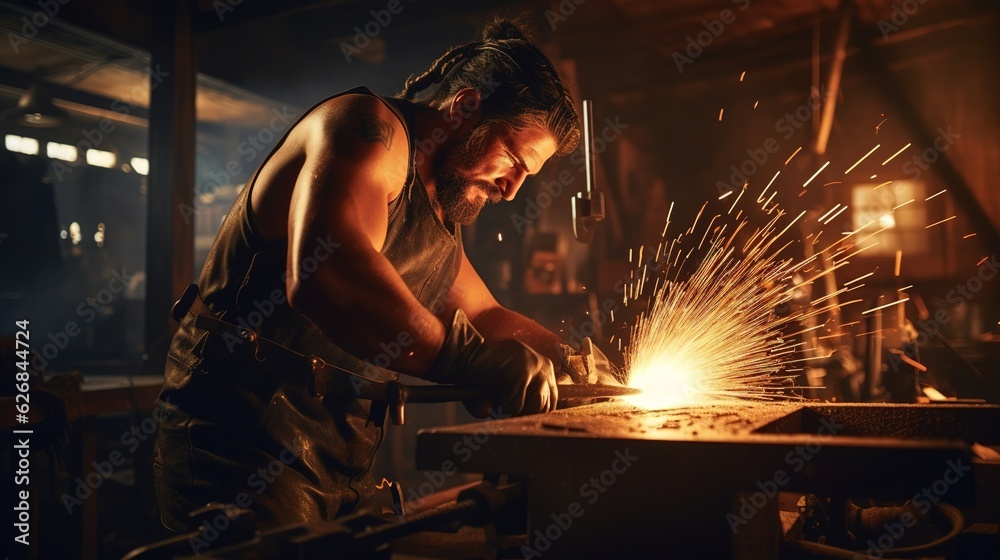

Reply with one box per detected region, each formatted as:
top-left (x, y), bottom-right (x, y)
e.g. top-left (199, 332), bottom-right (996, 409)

top-left (572, 99), bottom-right (605, 243)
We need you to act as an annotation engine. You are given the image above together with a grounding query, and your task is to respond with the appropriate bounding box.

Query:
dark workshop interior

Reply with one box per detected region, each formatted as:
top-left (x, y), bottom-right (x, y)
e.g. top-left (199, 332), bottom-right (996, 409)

top-left (1, 0), bottom-right (998, 558)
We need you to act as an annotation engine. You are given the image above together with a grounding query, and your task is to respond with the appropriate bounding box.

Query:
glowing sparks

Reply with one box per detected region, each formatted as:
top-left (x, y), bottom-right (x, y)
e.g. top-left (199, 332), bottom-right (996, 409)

top-left (844, 144), bottom-right (880, 174)
top-left (817, 204), bottom-right (841, 223)
top-left (925, 216), bottom-right (956, 229)
top-left (901, 355), bottom-right (926, 371)
top-left (881, 143), bottom-right (911, 165)
top-left (845, 271), bottom-right (874, 285)
top-left (925, 189), bottom-right (947, 201)
top-left (624, 197), bottom-right (820, 408)
top-left (963, 233), bottom-right (977, 239)
top-left (766, 170), bottom-right (780, 191)
top-left (785, 146), bottom-right (803, 167)
top-left (754, 100), bottom-right (759, 109)
top-left (740, 71), bottom-right (747, 82)
top-left (803, 161), bottom-right (830, 187)
top-left (619, 100), bottom-right (967, 411)
top-left (862, 298), bottom-right (909, 315)
top-left (822, 205), bottom-right (849, 225)
top-left (728, 186), bottom-right (746, 215)
top-left (892, 199), bottom-right (914, 211)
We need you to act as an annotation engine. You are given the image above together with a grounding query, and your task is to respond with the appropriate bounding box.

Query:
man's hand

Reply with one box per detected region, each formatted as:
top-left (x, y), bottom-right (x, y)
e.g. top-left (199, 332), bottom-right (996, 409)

top-left (557, 337), bottom-right (620, 385)
top-left (425, 309), bottom-right (558, 417)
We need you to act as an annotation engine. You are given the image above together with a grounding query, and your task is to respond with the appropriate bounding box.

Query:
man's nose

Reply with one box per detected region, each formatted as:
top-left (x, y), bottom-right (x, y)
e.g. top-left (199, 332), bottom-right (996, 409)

top-left (499, 168), bottom-right (529, 201)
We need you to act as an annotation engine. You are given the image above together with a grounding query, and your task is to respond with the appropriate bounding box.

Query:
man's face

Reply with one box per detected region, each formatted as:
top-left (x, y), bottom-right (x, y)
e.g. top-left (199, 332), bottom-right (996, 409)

top-left (436, 122), bottom-right (557, 225)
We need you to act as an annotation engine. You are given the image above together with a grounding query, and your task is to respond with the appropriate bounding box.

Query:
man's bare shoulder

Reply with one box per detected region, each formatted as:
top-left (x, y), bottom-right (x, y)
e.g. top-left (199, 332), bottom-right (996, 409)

top-left (301, 93), bottom-right (408, 162)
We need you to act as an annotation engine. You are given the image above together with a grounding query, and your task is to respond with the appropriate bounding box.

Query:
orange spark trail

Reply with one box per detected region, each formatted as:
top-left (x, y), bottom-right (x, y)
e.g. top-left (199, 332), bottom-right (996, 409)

top-left (844, 144), bottom-right (880, 174)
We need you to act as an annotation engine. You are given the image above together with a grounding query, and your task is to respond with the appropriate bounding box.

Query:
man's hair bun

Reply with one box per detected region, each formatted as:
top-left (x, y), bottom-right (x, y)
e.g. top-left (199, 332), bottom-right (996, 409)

top-left (482, 18), bottom-right (530, 42)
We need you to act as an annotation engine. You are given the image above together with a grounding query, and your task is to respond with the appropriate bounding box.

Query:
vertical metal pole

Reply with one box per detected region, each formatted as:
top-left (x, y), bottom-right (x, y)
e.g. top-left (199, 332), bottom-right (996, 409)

top-left (583, 99), bottom-right (595, 195)
top-left (144, 0), bottom-right (195, 371)
top-left (864, 297), bottom-right (883, 401)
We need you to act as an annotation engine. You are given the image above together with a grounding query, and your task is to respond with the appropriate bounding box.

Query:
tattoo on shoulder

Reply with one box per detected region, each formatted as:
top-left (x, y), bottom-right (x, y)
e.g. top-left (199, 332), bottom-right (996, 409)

top-left (357, 113), bottom-right (395, 151)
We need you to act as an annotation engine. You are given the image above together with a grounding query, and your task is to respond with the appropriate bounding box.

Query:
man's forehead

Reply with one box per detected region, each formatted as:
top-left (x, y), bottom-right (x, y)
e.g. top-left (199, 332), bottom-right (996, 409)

top-left (508, 126), bottom-right (558, 165)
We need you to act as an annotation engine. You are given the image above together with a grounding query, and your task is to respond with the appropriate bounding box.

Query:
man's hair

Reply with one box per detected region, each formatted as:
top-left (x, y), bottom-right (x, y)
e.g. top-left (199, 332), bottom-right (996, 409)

top-left (399, 18), bottom-right (581, 157)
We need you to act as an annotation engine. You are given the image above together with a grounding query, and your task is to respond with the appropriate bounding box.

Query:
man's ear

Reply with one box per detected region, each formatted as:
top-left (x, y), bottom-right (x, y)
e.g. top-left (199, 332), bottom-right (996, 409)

top-left (447, 88), bottom-right (483, 132)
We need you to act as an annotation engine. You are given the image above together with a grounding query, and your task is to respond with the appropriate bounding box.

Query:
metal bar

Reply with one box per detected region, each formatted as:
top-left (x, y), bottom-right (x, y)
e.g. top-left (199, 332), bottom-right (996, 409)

top-left (582, 98), bottom-right (595, 195)
top-left (813, 0), bottom-right (853, 155)
top-left (400, 383), bottom-right (640, 404)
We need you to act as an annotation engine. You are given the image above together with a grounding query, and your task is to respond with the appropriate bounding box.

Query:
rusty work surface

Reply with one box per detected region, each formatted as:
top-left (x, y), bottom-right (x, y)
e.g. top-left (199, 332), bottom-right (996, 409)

top-left (414, 402), bottom-right (998, 558)
top-left (425, 401), bottom-right (1000, 442)
top-left (539, 401), bottom-right (801, 438)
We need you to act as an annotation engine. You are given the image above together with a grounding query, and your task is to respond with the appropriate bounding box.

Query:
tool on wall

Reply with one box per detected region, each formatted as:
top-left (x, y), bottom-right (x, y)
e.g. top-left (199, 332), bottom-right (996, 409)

top-left (572, 99), bottom-right (605, 243)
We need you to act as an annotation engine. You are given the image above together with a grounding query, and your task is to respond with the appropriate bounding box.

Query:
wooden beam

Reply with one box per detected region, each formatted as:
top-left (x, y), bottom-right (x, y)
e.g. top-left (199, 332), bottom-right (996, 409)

top-left (144, 0), bottom-right (195, 372)
top-left (813, 0), bottom-right (853, 155)
top-left (853, 24), bottom-right (1000, 256)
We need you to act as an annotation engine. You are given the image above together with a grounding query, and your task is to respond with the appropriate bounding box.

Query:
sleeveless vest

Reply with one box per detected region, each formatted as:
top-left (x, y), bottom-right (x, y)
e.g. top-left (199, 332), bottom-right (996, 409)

top-left (154, 86), bottom-right (462, 530)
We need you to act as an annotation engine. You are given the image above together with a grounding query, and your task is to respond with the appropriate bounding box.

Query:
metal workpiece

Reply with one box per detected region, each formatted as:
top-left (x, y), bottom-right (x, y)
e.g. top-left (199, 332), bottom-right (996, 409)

top-left (415, 402), bottom-right (999, 558)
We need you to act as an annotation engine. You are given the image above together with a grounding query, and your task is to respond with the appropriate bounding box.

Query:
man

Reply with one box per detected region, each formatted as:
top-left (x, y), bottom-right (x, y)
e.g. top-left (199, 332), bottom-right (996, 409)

top-left (154, 19), bottom-right (603, 531)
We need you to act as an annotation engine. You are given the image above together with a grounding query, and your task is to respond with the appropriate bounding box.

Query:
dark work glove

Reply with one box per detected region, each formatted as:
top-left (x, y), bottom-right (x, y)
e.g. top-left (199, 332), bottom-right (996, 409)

top-left (425, 309), bottom-right (558, 418)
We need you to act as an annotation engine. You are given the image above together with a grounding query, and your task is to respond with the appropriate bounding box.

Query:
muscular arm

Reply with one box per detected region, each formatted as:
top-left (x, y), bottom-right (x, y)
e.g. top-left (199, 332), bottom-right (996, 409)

top-left (444, 250), bottom-right (567, 366)
top-left (285, 95), bottom-right (445, 376)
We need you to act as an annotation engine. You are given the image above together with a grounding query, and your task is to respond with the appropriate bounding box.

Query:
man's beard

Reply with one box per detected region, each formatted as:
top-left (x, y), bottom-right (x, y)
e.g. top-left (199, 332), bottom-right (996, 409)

top-left (435, 134), bottom-right (503, 226)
